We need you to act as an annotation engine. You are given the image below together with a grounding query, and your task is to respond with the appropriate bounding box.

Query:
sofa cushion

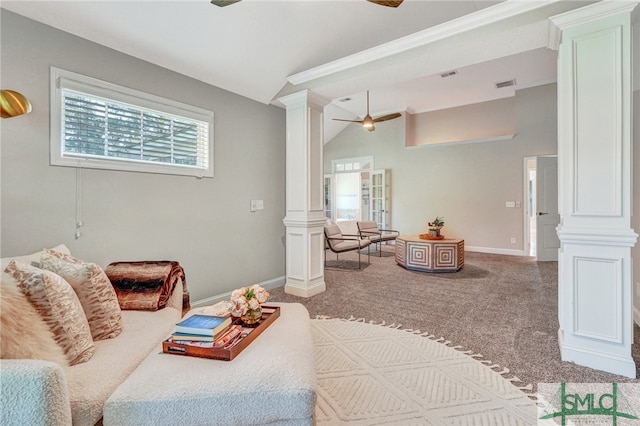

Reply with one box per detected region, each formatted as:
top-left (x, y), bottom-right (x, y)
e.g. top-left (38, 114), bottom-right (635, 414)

top-left (5, 260), bottom-right (95, 366)
top-left (0, 279), bottom-right (67, 365)
top-left (65, 307), bottom-right (181, 426)
top-left (40, 249), bottom-right (123, 341)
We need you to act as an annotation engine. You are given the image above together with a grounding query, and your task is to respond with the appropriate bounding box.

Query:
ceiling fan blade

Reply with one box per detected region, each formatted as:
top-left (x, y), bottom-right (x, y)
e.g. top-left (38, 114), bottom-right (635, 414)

top-left (367, 0), bottom-right (404, 8)
top-left (373, 112), bottom-right (402, 123)
top-left (332, 118), bottom-right (364, 123)
top-left (210, 0), bottom-right (242, 7)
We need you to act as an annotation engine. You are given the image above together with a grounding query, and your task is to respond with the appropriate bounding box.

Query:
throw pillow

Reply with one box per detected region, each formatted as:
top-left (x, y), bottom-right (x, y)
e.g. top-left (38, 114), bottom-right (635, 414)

top-left (0, 276), bottom-right (68, 365)
top-left (4, 260), bottom-right (95, 366)
top-left (41, 249), bottom-right (123, 340)
top-left (0, 244), bottom-right (71, 271)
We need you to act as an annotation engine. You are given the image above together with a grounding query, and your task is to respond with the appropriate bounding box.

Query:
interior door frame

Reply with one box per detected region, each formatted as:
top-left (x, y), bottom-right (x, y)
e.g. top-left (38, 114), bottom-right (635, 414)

top-left (370, 169), bottom-right (387, 229)
top-left (535, 155), bottom-right (560, 261)
top-left (523, 156), bottom-right (536, 257)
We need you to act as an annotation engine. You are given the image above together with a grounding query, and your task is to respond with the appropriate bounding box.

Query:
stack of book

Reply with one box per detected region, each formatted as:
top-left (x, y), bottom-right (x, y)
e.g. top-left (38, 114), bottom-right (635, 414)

top-left (168, 311), bottom-right (244, 349)
top-left (163, 305), bottom-right (281, 360)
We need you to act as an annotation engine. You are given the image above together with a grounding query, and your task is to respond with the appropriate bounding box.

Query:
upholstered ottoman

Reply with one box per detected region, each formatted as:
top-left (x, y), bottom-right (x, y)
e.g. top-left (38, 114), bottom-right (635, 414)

top-left (103, 303), bottom-right (316, 426)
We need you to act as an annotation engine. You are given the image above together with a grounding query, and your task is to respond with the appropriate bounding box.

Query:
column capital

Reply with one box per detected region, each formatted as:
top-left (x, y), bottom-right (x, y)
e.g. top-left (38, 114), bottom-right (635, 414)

top-left (557, 226), bottom-right (638, 247)
top-left (278, 90), bottom-right (331, 110)
top-left (548, 1), bottom-right (639, 50)
top-left (283, 216), bottom-right (328, 228)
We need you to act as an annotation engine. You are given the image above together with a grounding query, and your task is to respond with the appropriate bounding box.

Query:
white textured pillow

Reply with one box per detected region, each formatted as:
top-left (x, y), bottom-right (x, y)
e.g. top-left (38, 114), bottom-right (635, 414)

top-left (4, 260), bottom-right (95, 366)
top-left (0, 244), bottom-right (71, 271)
top-left (40, 249), bottom-right (123, 340)
top-left (0, 277), bottom-right (68, 365)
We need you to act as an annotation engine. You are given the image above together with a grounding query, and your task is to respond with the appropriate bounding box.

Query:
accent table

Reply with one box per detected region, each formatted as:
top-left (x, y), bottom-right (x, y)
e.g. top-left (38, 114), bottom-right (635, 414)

top-left (396, 235), bottom-right (464, 272)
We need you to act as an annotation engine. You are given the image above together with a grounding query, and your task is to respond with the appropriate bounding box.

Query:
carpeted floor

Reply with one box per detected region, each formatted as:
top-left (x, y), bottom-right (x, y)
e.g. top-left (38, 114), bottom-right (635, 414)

top-left (270, 246), bottom-right (640, 391)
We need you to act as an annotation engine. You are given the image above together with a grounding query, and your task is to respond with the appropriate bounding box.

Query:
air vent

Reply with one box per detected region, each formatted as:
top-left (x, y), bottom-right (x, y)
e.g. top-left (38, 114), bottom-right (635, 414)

top-left (440, 70), bottom-right (458, 78)
top-left (495, 79), bottom-right (516, 89)
top-left (339, 97), bottom-right (352, 102)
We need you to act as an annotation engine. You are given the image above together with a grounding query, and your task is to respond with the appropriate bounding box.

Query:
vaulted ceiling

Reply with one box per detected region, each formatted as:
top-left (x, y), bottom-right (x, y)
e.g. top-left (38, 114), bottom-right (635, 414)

top-left (1, 1), bottom-right (594, 140)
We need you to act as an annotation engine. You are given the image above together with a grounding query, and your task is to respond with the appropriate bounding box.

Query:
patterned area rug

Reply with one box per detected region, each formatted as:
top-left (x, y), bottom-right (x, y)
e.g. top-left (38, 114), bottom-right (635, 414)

top-left (312, 318), bottom-right (537, 425)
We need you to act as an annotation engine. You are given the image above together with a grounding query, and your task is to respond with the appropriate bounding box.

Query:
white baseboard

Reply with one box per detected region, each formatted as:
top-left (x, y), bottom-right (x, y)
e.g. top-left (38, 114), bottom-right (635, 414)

top-left (560, 342), bottom-right (637, 379)
top-left (465, 246), bottom-right (525, 257)
top-left (191, 275), bottom-right (286, 308)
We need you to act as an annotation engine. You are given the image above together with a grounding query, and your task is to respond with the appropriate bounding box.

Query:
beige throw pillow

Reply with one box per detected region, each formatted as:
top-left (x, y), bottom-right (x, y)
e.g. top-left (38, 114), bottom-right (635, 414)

top-left (4, 260), bottom-right (95, 366)
top-left (0, 276), bottom-right (68, 365)
top-left (41, 249), bottom-right (123, 340)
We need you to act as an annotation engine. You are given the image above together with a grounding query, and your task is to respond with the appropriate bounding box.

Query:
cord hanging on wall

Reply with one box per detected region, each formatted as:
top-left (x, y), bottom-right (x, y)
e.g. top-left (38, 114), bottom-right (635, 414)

top-left (75, 166), bottom-right (83, 239)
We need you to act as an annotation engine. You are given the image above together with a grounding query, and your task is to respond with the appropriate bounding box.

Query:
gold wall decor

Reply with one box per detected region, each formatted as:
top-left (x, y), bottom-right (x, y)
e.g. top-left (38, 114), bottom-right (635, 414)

top-left (1, 90), bottom-right (32, 118)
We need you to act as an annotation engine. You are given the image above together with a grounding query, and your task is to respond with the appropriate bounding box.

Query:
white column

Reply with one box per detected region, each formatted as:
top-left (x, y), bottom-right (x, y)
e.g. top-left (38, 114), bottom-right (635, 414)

top-left (550, 1), bottom-right (639, 378)
top-left (278, 90), bottom-right (329, 298)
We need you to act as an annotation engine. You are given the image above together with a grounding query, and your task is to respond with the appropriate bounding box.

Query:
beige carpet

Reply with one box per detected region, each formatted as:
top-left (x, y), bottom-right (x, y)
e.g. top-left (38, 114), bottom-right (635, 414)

top-left (312, 318), bottom-right (537, 425)
top-left (272, 248), bottom-right (640, 390)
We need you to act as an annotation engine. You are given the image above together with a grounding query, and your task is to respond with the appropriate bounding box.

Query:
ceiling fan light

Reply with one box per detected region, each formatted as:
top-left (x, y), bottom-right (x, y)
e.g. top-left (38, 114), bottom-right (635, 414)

top-left (367, 125), bottom-right (375, 132)
top-left (362, 116), bottom-right (375, 129)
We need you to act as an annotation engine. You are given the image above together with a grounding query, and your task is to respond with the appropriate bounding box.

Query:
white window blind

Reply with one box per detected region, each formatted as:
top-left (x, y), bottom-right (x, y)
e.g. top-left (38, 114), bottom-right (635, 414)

top-left (51, 67), bottom-right (214, 178)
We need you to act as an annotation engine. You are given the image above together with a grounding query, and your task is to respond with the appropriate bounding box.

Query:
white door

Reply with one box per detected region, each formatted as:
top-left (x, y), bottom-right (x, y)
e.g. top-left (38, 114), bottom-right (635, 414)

top-left (536, 156), bottom-right (560, 261)
top-left (370, 169), bottom-right (389, 229)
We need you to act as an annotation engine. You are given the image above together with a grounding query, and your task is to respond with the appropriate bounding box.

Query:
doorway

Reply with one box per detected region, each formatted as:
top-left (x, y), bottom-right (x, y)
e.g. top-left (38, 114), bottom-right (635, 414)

top-left (524, 155), bottom-right (560, 260)
top-left (324, 157), bottom-right (392, 231)
top-left (525, 157), bottom-right (537, 256)
top-left (335, 172), bottom-right (361, 221)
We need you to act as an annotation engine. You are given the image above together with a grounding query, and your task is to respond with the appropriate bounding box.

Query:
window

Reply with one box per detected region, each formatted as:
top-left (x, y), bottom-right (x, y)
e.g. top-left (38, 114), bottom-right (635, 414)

top-left (50, 67), bottom-right (214, 178)
top-left (331, 156), bottom-right (373, 174)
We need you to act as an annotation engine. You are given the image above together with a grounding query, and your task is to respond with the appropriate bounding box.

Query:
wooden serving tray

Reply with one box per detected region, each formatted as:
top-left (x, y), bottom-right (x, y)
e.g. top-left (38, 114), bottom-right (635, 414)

top-left (162, 305), bottom-right (280, 361)
top-left (419, 233), bottom-right (444, 240)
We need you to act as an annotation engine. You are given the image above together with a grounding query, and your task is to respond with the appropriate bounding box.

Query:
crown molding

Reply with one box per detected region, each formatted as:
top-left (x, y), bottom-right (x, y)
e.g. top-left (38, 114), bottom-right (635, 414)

top-left (548, 0), bottom-right (640, 50)
top-left (287, 0), bottom-right (563, 86)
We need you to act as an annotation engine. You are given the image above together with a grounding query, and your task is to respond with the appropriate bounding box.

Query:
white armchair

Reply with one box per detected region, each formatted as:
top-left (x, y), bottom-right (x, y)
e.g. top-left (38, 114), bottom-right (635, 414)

top-left (324, 224), bottom-right (371, 268)
top-left (357, 221), bottom-right (399, 256)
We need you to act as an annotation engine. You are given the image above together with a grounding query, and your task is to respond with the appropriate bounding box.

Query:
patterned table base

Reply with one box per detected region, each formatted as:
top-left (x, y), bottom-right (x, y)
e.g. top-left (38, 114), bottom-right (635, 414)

top-left (396, 236), bottom-right (464, 272)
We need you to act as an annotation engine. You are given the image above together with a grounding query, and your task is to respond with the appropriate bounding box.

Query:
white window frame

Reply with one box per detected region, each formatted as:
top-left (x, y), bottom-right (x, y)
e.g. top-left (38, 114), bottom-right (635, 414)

top-left (50, 67), bottom-right (214, 178)
top-left (332, 156), bottom-right (374, 173)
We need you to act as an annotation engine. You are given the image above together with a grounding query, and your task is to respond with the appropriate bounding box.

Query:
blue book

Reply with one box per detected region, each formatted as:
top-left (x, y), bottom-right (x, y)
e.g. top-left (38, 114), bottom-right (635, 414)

top-left (174, 314), bottom-right (232, 337)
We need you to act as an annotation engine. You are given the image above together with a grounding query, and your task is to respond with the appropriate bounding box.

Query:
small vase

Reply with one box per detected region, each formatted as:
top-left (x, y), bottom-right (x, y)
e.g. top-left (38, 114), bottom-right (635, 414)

top-left (240, 306), bottom-right (262, 325)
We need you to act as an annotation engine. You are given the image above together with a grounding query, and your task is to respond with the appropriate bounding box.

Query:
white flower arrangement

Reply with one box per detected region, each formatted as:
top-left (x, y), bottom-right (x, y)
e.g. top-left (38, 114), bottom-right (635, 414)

top-left (230, 284), bottom-right (269, 317)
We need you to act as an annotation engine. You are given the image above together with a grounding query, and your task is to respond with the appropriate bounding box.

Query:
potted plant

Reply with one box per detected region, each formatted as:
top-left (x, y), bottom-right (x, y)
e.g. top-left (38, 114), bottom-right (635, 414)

top-left (428, 216), bottom-right (445, 237)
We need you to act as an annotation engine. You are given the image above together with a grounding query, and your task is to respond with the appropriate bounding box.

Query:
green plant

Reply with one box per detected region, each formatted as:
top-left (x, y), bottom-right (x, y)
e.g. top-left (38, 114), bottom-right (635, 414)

top-left (428, 216), bottom-right (445, 229)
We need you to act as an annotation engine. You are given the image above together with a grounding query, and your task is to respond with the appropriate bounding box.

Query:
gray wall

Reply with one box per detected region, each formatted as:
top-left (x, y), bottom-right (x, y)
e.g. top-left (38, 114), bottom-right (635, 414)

top-left (324, 83), bottom-right (558, 254)
top-left (0, 10), bottom-right (286, 302)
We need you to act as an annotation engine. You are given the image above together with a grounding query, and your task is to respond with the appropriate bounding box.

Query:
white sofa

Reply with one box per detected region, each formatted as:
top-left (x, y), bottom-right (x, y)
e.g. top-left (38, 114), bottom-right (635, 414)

top-left (0, 246), bottom-right (183, 426)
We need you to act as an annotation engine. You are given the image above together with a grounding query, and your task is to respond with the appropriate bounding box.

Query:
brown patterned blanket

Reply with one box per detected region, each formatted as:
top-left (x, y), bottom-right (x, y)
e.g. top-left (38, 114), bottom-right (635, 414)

top-left (105, 261), bottom-right (189, 314)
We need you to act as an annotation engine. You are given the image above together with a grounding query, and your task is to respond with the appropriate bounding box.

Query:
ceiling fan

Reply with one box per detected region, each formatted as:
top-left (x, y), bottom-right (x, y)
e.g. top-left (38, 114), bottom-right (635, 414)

top-left (332, 91), bottom-right (402, 132)
top-left (211, 0), bottom-right (403, 8)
